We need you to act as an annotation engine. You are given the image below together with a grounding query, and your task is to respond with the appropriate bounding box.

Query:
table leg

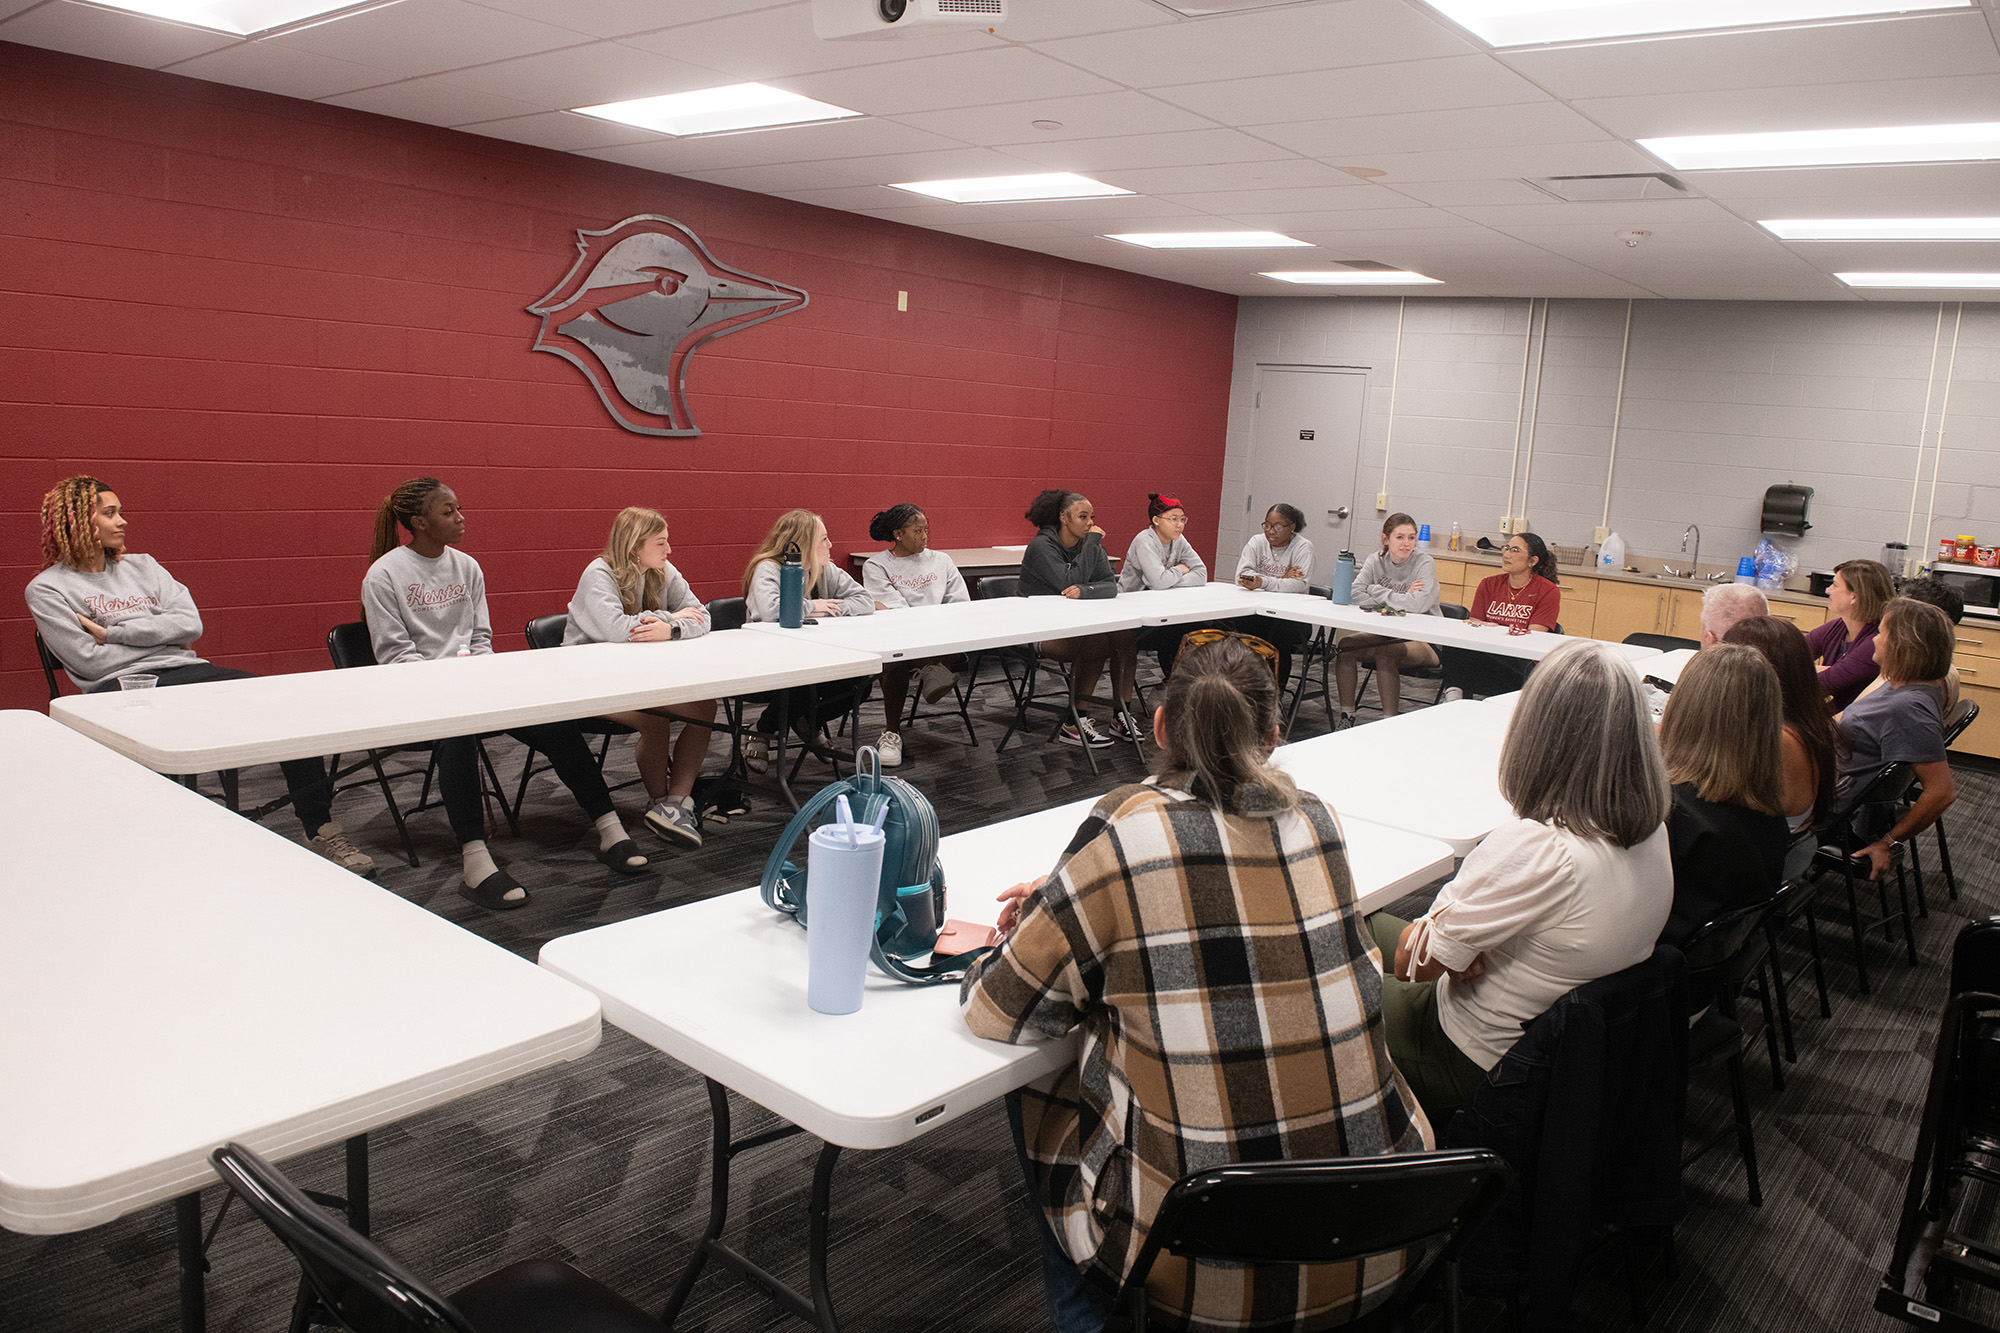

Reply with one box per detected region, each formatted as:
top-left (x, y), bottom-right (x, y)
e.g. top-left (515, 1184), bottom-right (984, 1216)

top-left (175, 1193), bottom-right (206, 1333)
top-left (345, 1134), bottom-right (369, 1234)
top-left (661, 1078), bottom-right (844, 1332)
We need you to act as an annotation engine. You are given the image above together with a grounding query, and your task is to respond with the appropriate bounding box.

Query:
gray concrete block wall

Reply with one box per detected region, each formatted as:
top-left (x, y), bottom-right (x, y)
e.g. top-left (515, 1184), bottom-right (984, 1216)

top-left (1219, 296), bottom-right (2000, 580)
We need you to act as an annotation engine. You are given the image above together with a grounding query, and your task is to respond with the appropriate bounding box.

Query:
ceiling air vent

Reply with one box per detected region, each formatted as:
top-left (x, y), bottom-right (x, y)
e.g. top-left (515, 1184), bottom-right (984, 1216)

top-left (1526, 173), bottom-right (1692, 202)
top-left (1330, 259), bottom-right (1400, 271)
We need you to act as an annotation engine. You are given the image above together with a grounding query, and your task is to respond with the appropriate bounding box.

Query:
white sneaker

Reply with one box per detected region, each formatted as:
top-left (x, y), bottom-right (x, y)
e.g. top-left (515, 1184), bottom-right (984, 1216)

top-left (1440, 687), bottom-right (1464, 703)
top-left (744, 734), bottom-right (771, 773)
top-left (645, 800), bottom-right (704, 849)
top-left (1061, 717), bottom-right (1115, 748)
top-left (919, 662), bottom-right (957, 704)
top-left (877, 731), bottom-right (903, 768)
top-left (307, 821), bottom-right (375, 876)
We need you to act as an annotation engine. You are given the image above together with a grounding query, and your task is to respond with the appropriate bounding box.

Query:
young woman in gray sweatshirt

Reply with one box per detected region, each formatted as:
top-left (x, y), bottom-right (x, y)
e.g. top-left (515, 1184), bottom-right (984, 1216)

top-left (1122, 492), bottom-right (1217, 682)
top-left (861, 502), bottom-right (969, 768)
top-left (362, 477), bottom-right (647, 910)
top-left (1018, 489), bottom-right (1140, 747)
top-left (563, 506), bottom-right (716, 849)
top-left (25, 475), bottom-right (370, 876)
top-left (736, 508), bottom-right (874, 771)
top-left (1335, 512), bottom-right (1442, 722)
top-left (1232, 502), bottom-right (1315, 687)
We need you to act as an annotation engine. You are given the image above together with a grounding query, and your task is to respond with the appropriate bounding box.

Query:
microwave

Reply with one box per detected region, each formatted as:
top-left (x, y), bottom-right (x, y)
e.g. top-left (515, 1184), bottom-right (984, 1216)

top-left (1930, 563), bottom-right (2000, 621)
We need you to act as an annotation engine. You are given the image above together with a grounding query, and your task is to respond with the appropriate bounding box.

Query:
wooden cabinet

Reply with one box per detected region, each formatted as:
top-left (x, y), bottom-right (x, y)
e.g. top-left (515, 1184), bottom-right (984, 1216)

top-left (1766, 601), bottom-right (1825, 634)
top-left (1955, 683), bottom-right (2000, 758)
top-left (1592, 581), bottom-right (1674, 642)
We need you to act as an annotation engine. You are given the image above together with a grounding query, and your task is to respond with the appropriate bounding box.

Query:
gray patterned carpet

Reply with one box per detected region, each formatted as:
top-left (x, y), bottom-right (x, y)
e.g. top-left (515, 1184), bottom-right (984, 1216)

top-left (2, 669), bottom-right (1993, 1333)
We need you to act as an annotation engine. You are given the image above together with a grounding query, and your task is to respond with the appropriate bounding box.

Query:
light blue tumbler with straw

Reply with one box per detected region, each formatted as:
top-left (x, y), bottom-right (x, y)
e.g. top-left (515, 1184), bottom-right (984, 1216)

top-left (805, 820), bottom-right (886, 1015)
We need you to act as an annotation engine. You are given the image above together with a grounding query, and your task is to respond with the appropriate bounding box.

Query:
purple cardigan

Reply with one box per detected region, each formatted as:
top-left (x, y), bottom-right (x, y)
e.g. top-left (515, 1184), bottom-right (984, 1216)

top-left (1807, 617), bottom-right (1880, 712)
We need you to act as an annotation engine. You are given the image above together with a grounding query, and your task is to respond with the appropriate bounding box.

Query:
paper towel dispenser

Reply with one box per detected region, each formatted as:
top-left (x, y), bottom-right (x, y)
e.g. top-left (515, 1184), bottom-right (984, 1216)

top-left (1761, 484), bottom-right (1813, 537)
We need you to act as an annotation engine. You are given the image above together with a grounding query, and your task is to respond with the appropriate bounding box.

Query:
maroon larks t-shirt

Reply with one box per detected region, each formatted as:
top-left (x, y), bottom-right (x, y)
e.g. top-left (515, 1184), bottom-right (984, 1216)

top-left (1471, 573), bottom-right (1561, 632)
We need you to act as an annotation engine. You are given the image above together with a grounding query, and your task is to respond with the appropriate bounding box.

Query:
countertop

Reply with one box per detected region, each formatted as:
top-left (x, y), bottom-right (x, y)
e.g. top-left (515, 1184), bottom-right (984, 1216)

top-left (1441, 548), bottom-right (1831, 608)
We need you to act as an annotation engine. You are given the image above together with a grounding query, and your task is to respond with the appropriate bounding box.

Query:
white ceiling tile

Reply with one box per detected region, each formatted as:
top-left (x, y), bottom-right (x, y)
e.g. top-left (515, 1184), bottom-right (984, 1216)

top-left (467, 0), bottom-right (753, 40)
top-left (1444, 198), bottom-right (1737, 228)
top-left (915, 193), bottom-right (1212, 222)
top-left (456, 109), bottom-right (662, 151)
top-left (988, 0), bottom-right (1173, 42)
top-left (1692, 162), bottom-right (2000, 202)
top-left (1092, 157), bottom-right (1358, 195)
top-left (1151, 183), bottom-right (1377, 213)
top-left (755, 183), bottom-right (935, 212)
top-left (0, 0), bottom-right (44, 17)
top-left (887, 91), bottom-right (1216, 145)
top-left (0, 2), bottom-right (235, 68)
top-left (1258, 101), bottom-right (1608, 160)
top-left (1279, 225), bottom-right (1506, 253)
top-left (1386, 178), bottom-right (1557, 207)
top-left (431, 40), bottom-right (728, 106)
top-left (618, 3), bottom-right (995, 80)
top-left (163, 39), bottom-right (400, 98)
top-left (263, 0), bottom-right (586, 79)
top-left (993, 128), bottom-right (1292, 173)
top-left (1346, 140), bottom-right (1660, 184)
top-left (1149, 55), bottom-right (1548, 126)
top-left (581, 115), bottom-right (963, 171)
top-left (1227, 205), bottom-right (1454, 231)
top-left (674, 161), bottom-right (860, 194)
top-left (1573, 74), bottom-right (2000, 141)
top-left (1497, 12), bottom-right (2000, 102)
top-left (1487, 222), bottom-right (1831, 290)
top-left (1035, 0), bottom-right (1476, 87)
top-left (779, 47), bottom-right (1119, 116)
top-left (808, 145), bottom-right (1047, 184)
top-left (898, 217), bottom-right (1091, 241)
top-left (321, 76), bottom-right (546, 126)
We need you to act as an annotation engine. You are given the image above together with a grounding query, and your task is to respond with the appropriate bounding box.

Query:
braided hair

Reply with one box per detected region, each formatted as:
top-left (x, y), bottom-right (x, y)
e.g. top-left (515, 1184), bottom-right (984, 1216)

top-left (869, 503), bottom-right (923, 544)
top-left (371, 477), bottom-right (447, 562)
top-left (39, 476), bottom-right (114, 570)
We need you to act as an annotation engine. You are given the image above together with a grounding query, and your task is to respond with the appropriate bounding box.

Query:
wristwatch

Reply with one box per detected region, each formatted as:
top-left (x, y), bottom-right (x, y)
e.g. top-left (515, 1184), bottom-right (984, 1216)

top-left (670, 622), bottom-right (682, 641)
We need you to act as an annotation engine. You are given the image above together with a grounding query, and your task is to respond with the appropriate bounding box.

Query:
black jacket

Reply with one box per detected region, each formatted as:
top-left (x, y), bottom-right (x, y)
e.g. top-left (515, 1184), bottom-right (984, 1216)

top-left (1019, 527), bottom-right (1116, 599)
top-left (1442, 945), bottom-right (1688, 1329)
top-left (1662, 783), bottom-right (1789, 949)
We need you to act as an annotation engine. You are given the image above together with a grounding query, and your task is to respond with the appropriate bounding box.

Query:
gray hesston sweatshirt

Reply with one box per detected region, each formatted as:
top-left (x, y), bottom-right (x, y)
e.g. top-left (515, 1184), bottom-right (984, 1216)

top-left (362, 544), bottom-right (492, 663)
top-left (25, 553), bottom-right (206, 691)
top-left (563, 557), bottom-right (710, 644)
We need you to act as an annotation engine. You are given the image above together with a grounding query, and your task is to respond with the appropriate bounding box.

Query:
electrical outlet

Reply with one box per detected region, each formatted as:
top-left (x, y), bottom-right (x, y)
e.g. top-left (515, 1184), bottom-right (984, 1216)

top-left (1499, 515), bottom-right (1513, 535)
top-left (897, 290), bottom-right (908, 312)
top-left (1375, 492), bottom-right (1387, 511)
top-left (1593, 525), bottom-right (1609, 543)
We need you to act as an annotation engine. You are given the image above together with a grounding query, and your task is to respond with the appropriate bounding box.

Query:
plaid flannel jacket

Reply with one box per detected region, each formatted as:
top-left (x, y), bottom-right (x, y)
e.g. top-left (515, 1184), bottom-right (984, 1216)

top-left (962, 778), bottom-right (1432, 1331)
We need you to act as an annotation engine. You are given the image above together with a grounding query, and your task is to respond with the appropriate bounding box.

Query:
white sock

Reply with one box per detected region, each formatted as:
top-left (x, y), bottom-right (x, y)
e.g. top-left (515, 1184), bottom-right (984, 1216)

top-left (462, 840), bottom-right (523, 902)
top-left (594, 811), bottom-right (630, 851)
top-left (674, 795), bottom-right (695, 812)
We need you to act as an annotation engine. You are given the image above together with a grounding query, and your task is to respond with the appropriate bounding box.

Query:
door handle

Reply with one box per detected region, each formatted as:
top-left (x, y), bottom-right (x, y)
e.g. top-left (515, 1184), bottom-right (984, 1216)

top-left (1329, 507), bottom-right (1350, 521)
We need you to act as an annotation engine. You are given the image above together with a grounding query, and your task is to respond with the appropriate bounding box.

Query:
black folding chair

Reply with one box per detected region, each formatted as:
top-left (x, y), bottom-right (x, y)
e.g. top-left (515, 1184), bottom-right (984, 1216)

top-left (33, 628), bottom-right (65, 703)
top-left (1352, 601), bottom-right (1469, 717)
top-left (511, 613), bottom-right (642, 811)
top-left (1680, 899), bottom-right (1784, 1206)
top-left (323, 622), bottom-right (515, 868)
top-left (209, 1142), bottom-right (657, 1333)
top-left (1878, 919), bottom-right (2000, 1330)
top-left (1812, 761), bottom-right (1922, 993)
top-left (1914, 697), bottom-right (1979, 903)
top-left (1624, 632), bottom-right (1700, 653)
top-left (1101, 1150), bottom-right (1513, 1333)
top-left (981, 575), bottom-right (1139, 775)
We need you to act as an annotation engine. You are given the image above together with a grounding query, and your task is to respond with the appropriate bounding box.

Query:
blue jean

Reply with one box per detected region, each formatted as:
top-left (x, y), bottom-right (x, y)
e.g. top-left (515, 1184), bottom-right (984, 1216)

top-left (1007, 1092), bottom-right (1116, 1333)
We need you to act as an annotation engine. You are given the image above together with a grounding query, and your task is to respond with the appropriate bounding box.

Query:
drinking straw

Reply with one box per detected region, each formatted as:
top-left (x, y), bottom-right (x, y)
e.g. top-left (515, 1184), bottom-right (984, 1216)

top-left (870, 803), bottom-right (889, 834)
top-left (835, 794), bottom-right (857, 848)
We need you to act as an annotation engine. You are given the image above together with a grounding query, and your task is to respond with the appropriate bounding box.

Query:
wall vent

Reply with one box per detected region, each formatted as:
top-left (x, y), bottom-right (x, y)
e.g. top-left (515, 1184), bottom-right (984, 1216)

top-left (936, 0), bottom-right (1003, 10)
top-left (1526, 173), bottom-right (1691, 202)
top-left (1331, 259), bottom-right (1400, 271)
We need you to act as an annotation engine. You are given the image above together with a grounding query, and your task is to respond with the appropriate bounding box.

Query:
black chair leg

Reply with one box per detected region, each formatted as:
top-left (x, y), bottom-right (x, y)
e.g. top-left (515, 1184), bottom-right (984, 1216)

top-left (476, 739), bottom-right (519, 836)
top-left (1728, 1052), bottom-right (1763, 1207)
top-left (1755, 960), bottom-right (1784, 1092)
top-left (220, 769), bottom-right (241, 812)
top-left (1840, 858), bottom-right (1872, 994)
top-left (1762, 914), bottom-right (1797, 1064)
top-left (1804, 901), bottom-right (1831, 1018)
top-left (1937, 818), bottom-right (1959, 901)
top-left (367, 751), bottom-right (420, 868)
top-left (1908, 832), bottom-right (1929, 919)
top-left (1894, 855), bottom-right (1919, 968)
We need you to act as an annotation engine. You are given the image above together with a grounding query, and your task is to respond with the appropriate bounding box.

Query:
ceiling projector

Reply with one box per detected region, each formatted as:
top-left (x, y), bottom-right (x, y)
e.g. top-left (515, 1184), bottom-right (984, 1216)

top-left (813, 0), bottom-right (1007, 39)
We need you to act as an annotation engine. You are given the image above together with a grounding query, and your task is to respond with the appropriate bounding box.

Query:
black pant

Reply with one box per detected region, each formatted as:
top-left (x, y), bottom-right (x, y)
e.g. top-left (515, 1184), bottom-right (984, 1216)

top-left (753, 678), bottom-right (872, 738)
top-left (1223, 615), bottom-right (1311, 691)
top-left (126, 663), bottom-right (335, 834)
top-left (1435, 644), bottom-right (1534, 699)
top-left (435, 725), bottom-right (612, 847)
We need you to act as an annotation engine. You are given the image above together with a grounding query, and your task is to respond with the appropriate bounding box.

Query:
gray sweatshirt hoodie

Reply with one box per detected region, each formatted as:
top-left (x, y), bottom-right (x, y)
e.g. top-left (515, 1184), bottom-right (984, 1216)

top-left (1355, 549), bottom-right (1440, 615)
top-left (1235, 534), bottom-right (1316, 595)
top-left (25, 554), bottom-right (206, 691)
top-left (862, 548), bottom-right (969, 608)
top-left (1118, 529), bottom-right (1208, 592)
top-left (362, 544), bottom-right (492, 663)
top-left (1020, 528), bottom-right (1116, 599)
top-left (563, 557), bottom-right (710, 645)
top-left (745, 559), bottom-right (874, 623)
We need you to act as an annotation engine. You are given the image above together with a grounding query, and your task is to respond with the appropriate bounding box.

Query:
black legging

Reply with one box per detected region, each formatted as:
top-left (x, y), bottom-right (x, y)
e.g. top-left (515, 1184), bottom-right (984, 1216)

top-left (753, 679), bottom-right (873, 738)
top-left (435, 724), bottom-right (612, 847)
top-left (122, 663), bottom-right (335, 834)
top-left (1435, 644), bottom-right (1534, 699)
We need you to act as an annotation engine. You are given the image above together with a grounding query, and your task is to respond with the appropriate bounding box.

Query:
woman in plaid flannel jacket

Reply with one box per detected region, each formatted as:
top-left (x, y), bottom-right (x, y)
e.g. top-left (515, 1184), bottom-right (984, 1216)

top-left (962, 635), bottom-right (1432, 1332)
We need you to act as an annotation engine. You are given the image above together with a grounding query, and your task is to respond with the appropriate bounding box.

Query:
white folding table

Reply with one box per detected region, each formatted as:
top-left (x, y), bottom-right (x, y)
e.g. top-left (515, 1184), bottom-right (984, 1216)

top-left (0, 711), bottom-right (603, 1331)
top-left (1641, 646), bottom-right (1699, 687)
top-left (1250, 595), bottom-right (1663, 666)
top-left (537, 807), bottom-right (1454, 1331)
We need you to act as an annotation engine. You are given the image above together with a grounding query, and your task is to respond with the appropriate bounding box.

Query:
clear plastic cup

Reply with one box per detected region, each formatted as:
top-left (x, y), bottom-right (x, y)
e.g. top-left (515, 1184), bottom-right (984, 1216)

top-left (119, 674), bottom-right (158, 706)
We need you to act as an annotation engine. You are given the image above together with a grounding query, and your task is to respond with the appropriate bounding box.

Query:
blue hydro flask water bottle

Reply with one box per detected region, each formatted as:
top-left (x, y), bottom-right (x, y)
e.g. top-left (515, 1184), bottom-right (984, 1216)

top-left (778, 541), bottom-right (805, 628)
top-left (1330, 550), bottom-right (1357, 605)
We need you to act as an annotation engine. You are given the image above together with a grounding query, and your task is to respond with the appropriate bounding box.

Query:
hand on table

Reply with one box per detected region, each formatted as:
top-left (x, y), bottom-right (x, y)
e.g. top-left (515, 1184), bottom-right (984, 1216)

top-left (994, 878), bottom-right (1041, 935)
top-left (628, 618), bottom-right (676, 642)
top-left (1283, 566), bottom-right (1305, 579)
top-left (671, 606), bottom-right (706, 624)
top-left (77, 614), bottom-right (109, 645)
top-left (1409, 580), bottom-right (1428, 594)
top-left (810, 598), bottom-right (844, 618)
top-left (1238, 573), bottom-right (1262, 589)
top-left (1061, 586), bottom-right (1082, 599)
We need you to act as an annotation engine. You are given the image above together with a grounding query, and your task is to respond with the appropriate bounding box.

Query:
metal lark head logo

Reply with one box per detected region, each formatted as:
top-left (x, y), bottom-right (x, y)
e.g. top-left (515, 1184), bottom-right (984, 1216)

top-left (527, 215), bottom-right (808, 437)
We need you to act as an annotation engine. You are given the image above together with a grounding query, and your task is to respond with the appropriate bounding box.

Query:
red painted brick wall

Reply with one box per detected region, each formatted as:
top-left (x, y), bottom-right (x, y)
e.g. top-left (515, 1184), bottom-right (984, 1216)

top-left (0, 42), bottom-right (1237, 711)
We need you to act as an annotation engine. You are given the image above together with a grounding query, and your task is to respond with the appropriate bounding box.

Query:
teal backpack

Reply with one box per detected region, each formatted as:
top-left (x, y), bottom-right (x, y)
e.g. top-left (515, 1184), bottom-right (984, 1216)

top-left (759, 747), bottom-right (990, 985)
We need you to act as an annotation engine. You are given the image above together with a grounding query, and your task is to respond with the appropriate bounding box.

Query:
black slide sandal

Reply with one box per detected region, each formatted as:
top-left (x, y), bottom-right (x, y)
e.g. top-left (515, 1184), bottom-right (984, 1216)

top-left (596, 838), bottom-right (649, 875)
top-left (460, 868), bottom-right (530, 911)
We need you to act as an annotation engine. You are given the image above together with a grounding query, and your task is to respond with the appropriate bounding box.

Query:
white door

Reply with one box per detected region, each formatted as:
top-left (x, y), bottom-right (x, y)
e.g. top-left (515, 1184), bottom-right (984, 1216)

top-left (1248, 366), bottom-right (1368, 573)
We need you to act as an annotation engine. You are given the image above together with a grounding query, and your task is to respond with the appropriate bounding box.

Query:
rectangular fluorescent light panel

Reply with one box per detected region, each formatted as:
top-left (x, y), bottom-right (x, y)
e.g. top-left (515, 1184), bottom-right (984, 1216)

top-left (78, 0), bottom-right (395, 34)
top-left (1422, 0), bottom-right (1969, 47)
top-left (1107, 231), bottom-right (1312, 248)
top-left (890, 174), bottom-right (1132, 204)
top-left (574, 84), bottom-right (861, 137)
top-left (1763, 218), bottom-right (2000, 240)
top-left (1261, 271), bottom-right (1443, 285)
top-left (1837, 272), bottom-right (2000, 288)
top-left (1641, 122), bottom-right (2000, 171)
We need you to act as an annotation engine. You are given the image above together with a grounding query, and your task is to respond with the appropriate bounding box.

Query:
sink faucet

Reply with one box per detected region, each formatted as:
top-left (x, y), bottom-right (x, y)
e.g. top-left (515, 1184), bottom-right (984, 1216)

top-left (1681, 524), bottom-right (1701, 579)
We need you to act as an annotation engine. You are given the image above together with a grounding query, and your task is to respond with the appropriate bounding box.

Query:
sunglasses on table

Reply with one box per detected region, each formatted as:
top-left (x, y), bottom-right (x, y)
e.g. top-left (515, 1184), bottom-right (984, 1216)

top-left (1178, 628), bottom-right (1282, 682)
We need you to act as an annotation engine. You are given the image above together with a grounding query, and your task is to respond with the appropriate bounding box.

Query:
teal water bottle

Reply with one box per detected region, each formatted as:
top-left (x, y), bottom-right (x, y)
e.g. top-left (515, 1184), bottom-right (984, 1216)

top-left (779, 541), bottom-right (805, 628)
top-left (1330, 550), bottom-right (1357, 605)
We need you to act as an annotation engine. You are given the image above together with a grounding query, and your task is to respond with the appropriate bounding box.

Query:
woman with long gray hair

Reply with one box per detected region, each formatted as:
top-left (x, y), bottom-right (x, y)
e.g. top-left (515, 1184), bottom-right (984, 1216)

top-left (1369, 638), bottom-right (1674, 1127)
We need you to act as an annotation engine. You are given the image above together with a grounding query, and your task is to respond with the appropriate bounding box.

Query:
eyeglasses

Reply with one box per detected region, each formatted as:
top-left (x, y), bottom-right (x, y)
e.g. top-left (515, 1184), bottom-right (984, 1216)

top-left (1179, 628), bottom-right (1281, 682)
